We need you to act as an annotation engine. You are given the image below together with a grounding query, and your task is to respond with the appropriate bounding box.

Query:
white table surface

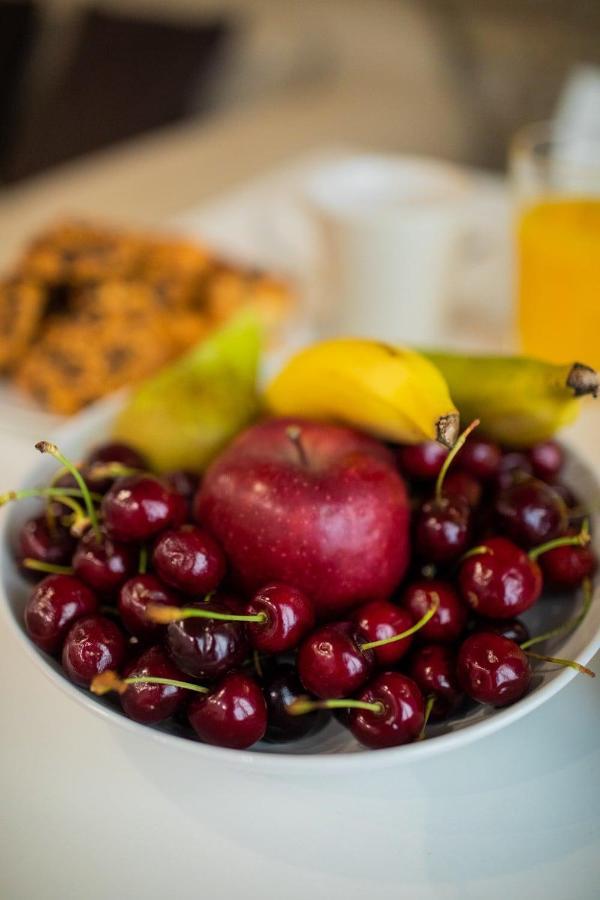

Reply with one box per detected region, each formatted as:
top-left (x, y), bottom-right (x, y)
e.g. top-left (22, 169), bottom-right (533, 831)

top-left (2, 153), bottom-right (600, 900)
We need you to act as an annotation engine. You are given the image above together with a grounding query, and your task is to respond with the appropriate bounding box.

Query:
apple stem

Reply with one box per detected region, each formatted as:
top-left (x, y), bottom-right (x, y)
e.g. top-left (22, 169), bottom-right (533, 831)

top-left (35, 441), bottom-right (101, 540)
top-left (418, 694), bottom-right (436, 740)
top-left (435, 419), bottom-right (480, 503)
top-left (287, 697), bottom-right (385, 716)
top-left (22, 558), bottom-right (74, 576)
top-left (146, 603), bottom-right (268, 625)
top-left (285, 425), bottom-right (309, 467)
top-left (524, 650), bottom-right (595, 678)
top-left (90, 670), bottom-right (209, 696)
top-left (521, 578), bottom-right (593, 651)
top-left (138, 546), bottom-right (148, 575)
top-left (359, 594), bottom-right (440, 651)
top-left (529, 518), bottom-right (590, 562)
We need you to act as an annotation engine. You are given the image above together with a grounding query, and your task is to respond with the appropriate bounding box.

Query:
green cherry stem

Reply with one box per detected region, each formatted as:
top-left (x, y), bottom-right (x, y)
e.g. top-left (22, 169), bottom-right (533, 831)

top-left (287, 697), bottom-right (385, 716)
top-left (435, 418), bottom-right (480, 503)
top-left (138, 546), bottom-right (148, 575)
top-left (520, 578), bottom-right (594, 651)
top-left (418, 695), bottom-right (436, 741)
top-left (459, 544), bottom-right (492, 564)
top-left (90, 670), bottom-right (209, 696)
top-left (22, 558), bottom-right (74, 576)
top-left (87, 462), bottom-right (142, 481)
top-left (146, 603), bottom-right (267, 626)
top-left (35, 441), bottom-right (101, 540)
top-left (528, 518), bottom-right (590, 563)
top-left (253, 650), bottom-right (264, 679)
top-left (0, 486), bottom-right (99, 506)
top-left (524, 650), bottom-right (595, 678)
top-left (359, 594), bottom-right (440, 651)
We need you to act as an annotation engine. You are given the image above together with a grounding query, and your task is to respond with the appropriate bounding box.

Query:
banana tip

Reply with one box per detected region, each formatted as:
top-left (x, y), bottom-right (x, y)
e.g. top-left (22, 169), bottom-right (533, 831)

top-left (567, 363), bottom-right (598, 398)
top-left (435, 413), bottom-right (460, 448)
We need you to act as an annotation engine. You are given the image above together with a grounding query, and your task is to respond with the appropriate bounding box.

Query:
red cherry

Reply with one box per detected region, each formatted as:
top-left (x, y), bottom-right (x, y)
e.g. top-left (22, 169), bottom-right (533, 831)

top-left (458, 537), bottom-right (542, 618)
top-left (262, 663), bottom-right (329, 743)
top-left (441, 470), bottom-right (482, 509)
top-left (166, 603), bottom-right (248, 680)
top-left (349, 672), bottom-right (425, 749)
top-left (457, 632), bottom-right (530, 706)
top-left (62, 614), bottom-right (126, 686)
top-left (73, 530), bottom-right (137, 595)
top-left (118, 574), bottom-right (181, 637)
top-left (120, 645), bottom-right (188, 724)
top-left (187, 672), bottom-right (267, 749)
top-left (152, 525), bottom-right (226, 595)
top-left (539, 533), bottom-right (597, 588)
top-left (297, 622), bottom-right (374, 699)
top-left (415, 496), bottom-right (471, 564)
top-left (528, 441), bottom-right (564, 482)
top-left (495, 479), bottom-right (568, 547)
top-left (407, 644), bottom-right (464, 720)
top-left (24, 574), bottom-right (97, 654)
top-left (84, 441), bottom-right (148, 492)
top-left (494, 452), bottom-right (533, 492)
top-left (398, 442), bottom-right (448, 480)
top-left (402, 579), bottom-right (468, 643)
top-left (456, 436), bottom-right (501, 480)
top-left (101, 474), bottom-right (181, 542)
top-left (245, 583), bottom-right (315, 653)
top-left (353, 599), bottom-right (414, 666)
top-left (471, 617), bottom-right (530, 645)
top-left (16, 515), bottom-right (76, 577)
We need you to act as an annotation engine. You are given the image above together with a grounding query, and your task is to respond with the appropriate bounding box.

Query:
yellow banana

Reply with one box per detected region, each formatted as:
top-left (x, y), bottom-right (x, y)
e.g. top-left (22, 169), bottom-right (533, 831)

top-left (265, 339), bottom-right (459, 446)
top-left (421, 350), bottom-right (598, 446)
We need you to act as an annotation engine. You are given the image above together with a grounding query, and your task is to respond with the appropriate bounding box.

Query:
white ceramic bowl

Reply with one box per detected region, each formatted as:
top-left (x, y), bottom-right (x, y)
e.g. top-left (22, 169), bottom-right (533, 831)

top-left (1, 395), bottom-right (599, 773)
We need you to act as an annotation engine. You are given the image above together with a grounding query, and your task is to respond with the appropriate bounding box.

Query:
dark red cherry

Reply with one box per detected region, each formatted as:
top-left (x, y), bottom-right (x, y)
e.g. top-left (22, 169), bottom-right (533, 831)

top-left (353, 599), bottom-right (414, 666)
top-left (402, 579), bottom-right (468, 643)
top-left (495, 479), bottom-right (568, 547)
top-left (494, 451), bottom-right (533, 492)
top-left (539, 533), bottom-right (597, 588)
top-left (457, 632), bottom-right (530, 706)
top-left (398, 441), bottom-right (448, 480)
top-left (118, 574), bottom-right (181, 637)
top-left (165, 470), bottom-right (200, 515)
top-left (72, 530), bottom-right (137, 595)
top-left (528, 441), bottom-right (564, 482)
top-left (459, 536), bottom-right (542, 618)
top-left (415, 496), bottom-right (471, 564)
top-left (166, 603), bottom-right (248, 680)
top-left (62, 614), bottom-right (126, 686)
top-left (246, 583), bottom-right (315, 653)
top-left (152, 525), bottom-right (226, 595)
top-left (24, 574), bottom-right (97, 654)
top-left (120, 645), bottom-right (188, 724)
top-left (263, 663), bottom-right (328, 743)
top-left (101, 474), bottom-right (181, 543)
top-left (408, 644), bottom-right (464, 720)
top-left (84, 441), bottom-right (148, 492)
top-left (456, 436), bottom-right (501, 480)
top-left (187, 672), bottom-right (267, 749)
top-left (349, 672), bottom-right (425, 749)
top-left (472, 617), bottom-right (530, 645)
top-left (16, 515), bottom-right (76, 576)
top-left (442, 470), bottom-right (482, 509)
top-left (297, 622), bottom-right (374, 699)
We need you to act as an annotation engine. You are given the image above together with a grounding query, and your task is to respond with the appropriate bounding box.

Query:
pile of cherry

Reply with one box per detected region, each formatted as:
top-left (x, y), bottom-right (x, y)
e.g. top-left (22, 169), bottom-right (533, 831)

top-left (9, 426), bottom-right (597, 752)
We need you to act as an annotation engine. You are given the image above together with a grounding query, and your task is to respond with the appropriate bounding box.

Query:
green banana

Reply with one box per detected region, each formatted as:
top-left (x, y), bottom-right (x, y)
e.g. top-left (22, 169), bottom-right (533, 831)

top-left (420, 351), bottom-right (598, 446)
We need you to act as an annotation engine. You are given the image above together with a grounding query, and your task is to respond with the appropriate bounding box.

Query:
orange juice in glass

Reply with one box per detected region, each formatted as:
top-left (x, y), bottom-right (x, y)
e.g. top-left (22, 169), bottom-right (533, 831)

top-left (511, 123), bottom-right (600, 369)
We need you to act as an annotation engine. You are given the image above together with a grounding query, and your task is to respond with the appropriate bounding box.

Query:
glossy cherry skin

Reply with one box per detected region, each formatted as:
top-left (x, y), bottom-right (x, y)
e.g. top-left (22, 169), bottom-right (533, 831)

top-left (62, 614), bottom-right (126, 686)
top-left (459, 536), bottom-right (542, 618)
top-left (456, 436), bottom-right (501, 481)
top-left (16, 515), bottom-right (76, 575)
top-left (120, 645), bottom-right (188, 724)
top-left (85, 441), bottom-right (148, 492)
top-left (408, 644), bottom-right (464, 720)
top-left (297, 621), bottom-right (374, 699)
top-left (457, 632), bottom-right (530, 707)
top-left (494, 452), bottom-right (533, 492)
top-left (402, 579), bottom-right (468, 643)
top-left (24, 574), bottom-right (97, 654)
top-left (472, 617), bottom-right (530, 645)
top-left (539, 535), bottom-right (597, 588)
top-left (166, 603), bottom-right (248, 680)
top-left (415, 497), bottom-right (471, 564)
top-left (165, 470), bottom-right (200, 515)
top-left (353, 599), bottom-right (414, 666)
top-left (349, 672), bottom-right (425, 749)
top-left (263, 663), bottom-right (329, 743)
top-left (118, 574), bottom-right (181, 637)
top-left (495, 479), bottom-right (568, 548)
top-left (528, 440), bottom-right (564, 482)
top-left (442, 470), bottom-right (482, 509)
top-left (398, 441), bottom-right (448, 480)
top-left (152, 525), bottom-right (226, 596)
top-left (187, 672), bottom-right (267, 749)
top-left (101, 474), bottom-right (181, 543)
top-left (72, 529), bottom-right (137, 595)
top-left (245, 583), bottom-right (315, 653)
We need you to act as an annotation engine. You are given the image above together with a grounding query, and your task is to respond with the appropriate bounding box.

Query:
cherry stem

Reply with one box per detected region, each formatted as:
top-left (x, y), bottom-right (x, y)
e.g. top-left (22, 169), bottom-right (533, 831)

top-left (359, 594), bottom-right (440, 651)
top-left (524, 650), bottom-right (595, 678)
top-left (22, 558), bottom-right (74, 576)
top-left (528, 518), bottom-right (590, 562)
top-left (520, 578), bottom-right (594, 651)
top-left (435, 418), bottom-right (480, 503)
top-left (36, 441), bottom-right (101, 540)
top-left (253, 650), bottom-right (264, 679)
top-left (459, 544), bottom-right (492, 564)
top-left (286, 425), bottom-right (309, 467)
top-left (90, 670), bottom-right (209, 696)
top-left (146, 603), bottom-right (268, 625)
top-left (0, 486), bottom-right (100, 506)
top-left (87, 462), bottom-right (142, 480)
top-left (287, 697), bottom-right (385, 716)
top-left (138, 546), bottom-right (148, 575)
top-left (418, 695), bottom-right (436, 740)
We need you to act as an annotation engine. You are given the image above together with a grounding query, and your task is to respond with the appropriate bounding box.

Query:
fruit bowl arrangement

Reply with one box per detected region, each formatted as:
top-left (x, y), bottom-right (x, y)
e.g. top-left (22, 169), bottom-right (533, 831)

top-left (1, 333), bottom-right (599, 770)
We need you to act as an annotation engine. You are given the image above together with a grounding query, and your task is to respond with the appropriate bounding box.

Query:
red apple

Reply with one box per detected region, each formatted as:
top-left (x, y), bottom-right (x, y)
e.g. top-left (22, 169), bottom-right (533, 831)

top-left (194, 418), bottom-right (410, 617)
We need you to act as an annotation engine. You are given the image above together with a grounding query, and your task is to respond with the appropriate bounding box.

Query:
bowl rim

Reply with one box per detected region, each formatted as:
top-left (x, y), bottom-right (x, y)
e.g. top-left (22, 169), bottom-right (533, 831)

top-left (1, 394), bottom-right (599, 773)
